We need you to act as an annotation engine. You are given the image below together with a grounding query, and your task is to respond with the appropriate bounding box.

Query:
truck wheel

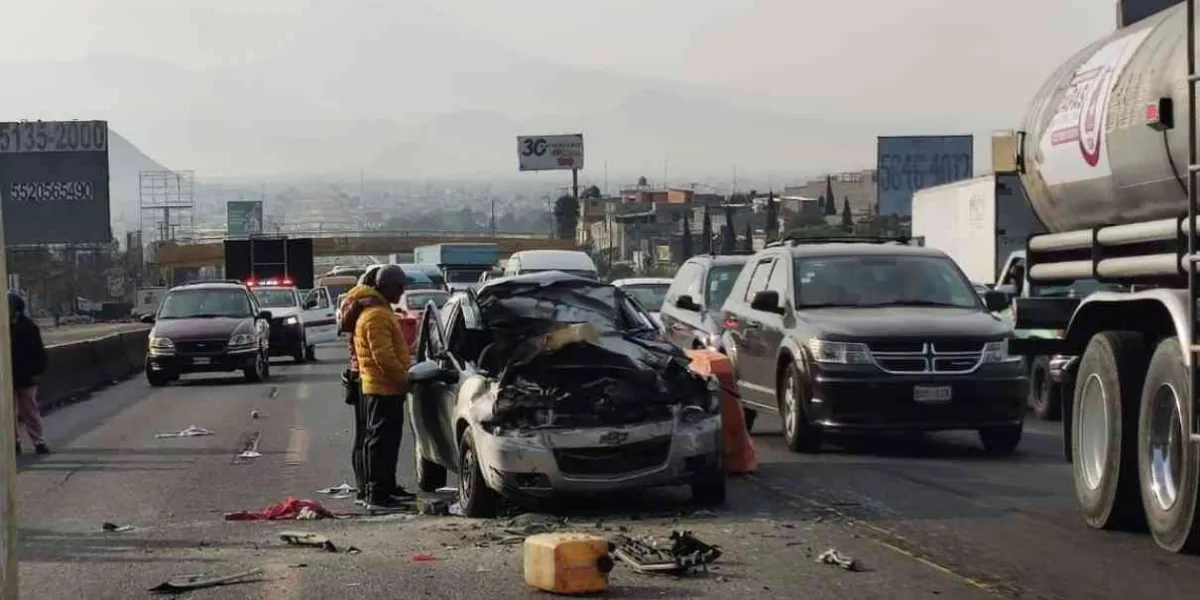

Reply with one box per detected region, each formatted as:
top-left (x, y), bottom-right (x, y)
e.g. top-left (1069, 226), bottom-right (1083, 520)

top-left (780, 362), bottom-right (821, 453)
top-left (1073, 331), bottom-right (1147, 531)
top-left (458, 429), bottom-right (498, 518)
top-left (415, 444), bottom-right (447, 493)
top-left (979, 424), bottom-right (1023, 455)
top-left (1138, 337), bottom-right (1200, 553)
top-left (305, 345), bottom-right (317, 362)
top-left (1030, 356), bottom-right (1061, 421)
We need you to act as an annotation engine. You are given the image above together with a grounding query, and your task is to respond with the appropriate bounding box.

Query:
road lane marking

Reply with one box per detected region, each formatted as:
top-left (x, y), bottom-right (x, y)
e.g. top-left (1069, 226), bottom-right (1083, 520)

top-left (286, 427), bottom-right (309, 466)
top-left (871, 537), bottom-right (999, 595)
top-left (296, 383), bottom-right (310, 400)
top-left (262, 562), bottom-right (301, 600)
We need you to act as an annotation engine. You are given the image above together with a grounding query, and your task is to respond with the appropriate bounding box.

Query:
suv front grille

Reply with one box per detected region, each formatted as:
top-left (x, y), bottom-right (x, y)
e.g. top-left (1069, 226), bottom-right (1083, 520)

top-left (867, 341), bottom-right (985, 374)
top-left (552, 437), bottom-right (671, 476)
top-left (176, 340), bottom-right (228, 354)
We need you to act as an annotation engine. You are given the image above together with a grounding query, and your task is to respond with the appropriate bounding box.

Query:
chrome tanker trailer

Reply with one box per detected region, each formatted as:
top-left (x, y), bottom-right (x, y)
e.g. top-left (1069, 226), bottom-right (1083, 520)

top-left (1011, 0), bottom-right (1200, 553)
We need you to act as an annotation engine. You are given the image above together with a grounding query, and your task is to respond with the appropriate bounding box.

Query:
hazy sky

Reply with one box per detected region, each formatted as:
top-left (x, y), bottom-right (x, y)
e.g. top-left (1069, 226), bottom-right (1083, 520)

top-left (0, 0), bottom-right (1119, 177)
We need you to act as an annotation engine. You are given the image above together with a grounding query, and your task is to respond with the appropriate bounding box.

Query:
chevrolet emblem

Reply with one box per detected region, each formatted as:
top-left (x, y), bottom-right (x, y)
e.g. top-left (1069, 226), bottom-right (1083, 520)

top-left (598, 431), bottom-right (628, 445)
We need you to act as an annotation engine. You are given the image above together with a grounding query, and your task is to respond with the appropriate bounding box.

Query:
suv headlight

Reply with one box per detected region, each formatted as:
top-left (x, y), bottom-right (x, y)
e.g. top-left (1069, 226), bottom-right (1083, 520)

top-left (284, 316), bottom-right (299, 326)
top-left (807, 339), bottom-right (871, 365)
top-left (982, 340), bottom-right (1020, 364)
top-left (149, 336), bottom-right (174, 353)
top-left (229, 333), bottom-right (255, 347)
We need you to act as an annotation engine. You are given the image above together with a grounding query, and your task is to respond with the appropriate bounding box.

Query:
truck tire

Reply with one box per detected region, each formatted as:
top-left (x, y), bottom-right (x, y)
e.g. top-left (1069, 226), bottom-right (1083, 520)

top-left (1138, 337), bottom-right (1200, 553)
top-left (1073, 331), bottom-right (1147, 531)
top-left (1030, 356), bottom-right (1061, 421)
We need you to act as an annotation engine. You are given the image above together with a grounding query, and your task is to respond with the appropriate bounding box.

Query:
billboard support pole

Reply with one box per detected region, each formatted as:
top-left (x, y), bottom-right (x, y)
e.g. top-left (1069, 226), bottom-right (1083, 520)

top-left (0, 185), bottom-right (18, 600)
top-left (572, 168), bottom-right (579, 201)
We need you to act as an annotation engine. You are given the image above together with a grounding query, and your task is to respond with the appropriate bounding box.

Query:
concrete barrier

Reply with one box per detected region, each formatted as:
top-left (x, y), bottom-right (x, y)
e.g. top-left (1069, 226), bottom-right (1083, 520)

top-left (37, 327), bottom-right (150, 411)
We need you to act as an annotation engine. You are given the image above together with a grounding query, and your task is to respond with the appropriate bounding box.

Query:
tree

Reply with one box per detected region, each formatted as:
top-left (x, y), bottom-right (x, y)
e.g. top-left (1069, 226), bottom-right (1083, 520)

top-left (701, 204), bottom-right (714, 254)
top-left (680, 210), bottom-right (694, 259)
top-left (742, 221), bottom-right (754, 252)
top-left (720, 204), bottom-right (737, 254)
top-left (841, 197), bottom-right (853, 232)
top-left (553, 195), bottom-right (579, 240)
top-left (583, 185), bottom-right (602, 199)
top-left (824, 175), bottom-right (837, 216)
top-left (764, 191), bottom-right (778, 243)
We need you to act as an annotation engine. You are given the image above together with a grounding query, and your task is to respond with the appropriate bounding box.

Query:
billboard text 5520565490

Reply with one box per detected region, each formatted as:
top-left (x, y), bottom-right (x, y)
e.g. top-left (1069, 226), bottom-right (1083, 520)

top-left (0, 120), bottom-right (111, 246)
top-left (876, 135), bottom-right (973, 218)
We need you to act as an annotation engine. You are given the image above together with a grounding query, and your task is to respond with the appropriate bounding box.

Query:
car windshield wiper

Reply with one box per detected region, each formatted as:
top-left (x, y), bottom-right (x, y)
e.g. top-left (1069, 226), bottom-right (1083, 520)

top-left (862, 300), bottom-right (966, 307)
top-left (794, 302), bottom-right (863, 309)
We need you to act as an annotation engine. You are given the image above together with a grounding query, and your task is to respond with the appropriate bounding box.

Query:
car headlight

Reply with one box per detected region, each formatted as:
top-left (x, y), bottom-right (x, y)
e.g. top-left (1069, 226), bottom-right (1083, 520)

top-left (149, 336), bottom-right (174, 352)
top-left (284, 316), bottom-right (299, 326)
top-left (807, 339), bottom-right (871, 365)
top-left (982, 340), bottom-right (1021, 364)
top-left (229, 333), bottom-right (255, 347)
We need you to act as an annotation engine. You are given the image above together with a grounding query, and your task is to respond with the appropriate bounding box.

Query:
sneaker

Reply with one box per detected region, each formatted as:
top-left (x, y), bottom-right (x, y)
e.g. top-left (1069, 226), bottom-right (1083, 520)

top-left (34, 444), bottom-right (49, 455)
top-left (365, 498), bottom-right (410, 511)
top-left (388, 486), bottom-right (416, 500)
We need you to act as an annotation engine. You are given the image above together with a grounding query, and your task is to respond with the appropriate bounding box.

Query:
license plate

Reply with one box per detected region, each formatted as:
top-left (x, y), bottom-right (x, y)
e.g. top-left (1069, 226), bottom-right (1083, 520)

top-left (192, 357), bottom-right (212, 365)
top-left (914, 385), bottom-right (952, 403)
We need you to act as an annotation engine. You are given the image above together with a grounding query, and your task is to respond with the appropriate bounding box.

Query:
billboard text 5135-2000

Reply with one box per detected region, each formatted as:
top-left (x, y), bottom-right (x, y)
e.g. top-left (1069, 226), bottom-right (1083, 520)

top-left (8, 181), bottom-right (94, 203)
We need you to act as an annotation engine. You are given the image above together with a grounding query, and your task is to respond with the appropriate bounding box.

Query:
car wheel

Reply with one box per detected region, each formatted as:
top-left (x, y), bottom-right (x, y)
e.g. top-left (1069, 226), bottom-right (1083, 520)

top-left (305, 345), bottom-right (317, 362)
top-left (146, 367), bottom-right (170, 387)
top-left (415, 444), bottom-right (447, 493)
top-left (780, 362), bottom-right (821, 453)
top-left (244, 350), bottom-right (266, 383)
top-left (458, 429), bottom-right (498, 518)
top-left (691, 471), bottom-right (726, 506)
top-left (979, 424), bottom-right (1023, 455)
top-left (1138, 337), bottom-right (1200, 553)
top-left (293, 341), bottom-right (307, 364)
top-left (743, 408), bottom-right (757, 433)
top-left (1030, 356), bottom-right (1061, 421)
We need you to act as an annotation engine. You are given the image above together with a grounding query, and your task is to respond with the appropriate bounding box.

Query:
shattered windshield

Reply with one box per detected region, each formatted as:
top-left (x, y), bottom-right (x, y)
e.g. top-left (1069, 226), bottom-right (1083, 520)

top-left (620, 283), bottom-right (670, 312)
top-left (478, 278), bottom-right (631, 335)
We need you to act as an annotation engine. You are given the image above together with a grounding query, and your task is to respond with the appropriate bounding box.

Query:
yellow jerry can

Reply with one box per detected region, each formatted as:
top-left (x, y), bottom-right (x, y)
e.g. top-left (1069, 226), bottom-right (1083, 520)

top-left (523, 532), bottom-right (614, 595)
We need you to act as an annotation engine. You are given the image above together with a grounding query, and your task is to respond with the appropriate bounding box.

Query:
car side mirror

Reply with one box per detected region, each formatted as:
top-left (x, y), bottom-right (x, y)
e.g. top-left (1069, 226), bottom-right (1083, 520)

top-left (751, 290), bottom-right (783, 313)
top-left (258, 310), bottom-right (273, 320)
top-left (675, 295), bottom-right (700, 311)
top-left (139, 314), bottom-right (155, 324)
top-left (409, 359), bottom-right (457, 384)
top-left (984, 290), bottom-right (1011, 312)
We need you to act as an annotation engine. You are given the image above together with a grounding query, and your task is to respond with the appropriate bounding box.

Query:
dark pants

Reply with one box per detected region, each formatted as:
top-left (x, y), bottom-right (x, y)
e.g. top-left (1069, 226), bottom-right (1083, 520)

top-left (362, 393), bottom-right (404, 502)
top-left (347, 378), bottom-right (366, 500)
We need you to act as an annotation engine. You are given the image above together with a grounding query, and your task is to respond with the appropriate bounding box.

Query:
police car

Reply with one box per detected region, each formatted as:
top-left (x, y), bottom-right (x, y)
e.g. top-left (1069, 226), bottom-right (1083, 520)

top-left (248, 278), bottom-right (338, 362)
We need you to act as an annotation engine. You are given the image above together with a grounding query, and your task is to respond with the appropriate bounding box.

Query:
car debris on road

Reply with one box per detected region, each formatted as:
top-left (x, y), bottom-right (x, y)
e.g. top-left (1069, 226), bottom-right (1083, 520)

top-left (147, 567), bottom-right (263, 594)
top-left (154, 425), bottom-right (213, 439)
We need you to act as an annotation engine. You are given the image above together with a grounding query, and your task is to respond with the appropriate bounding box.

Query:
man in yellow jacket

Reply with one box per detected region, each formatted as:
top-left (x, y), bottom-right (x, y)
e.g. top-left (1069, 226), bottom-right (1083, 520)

top-left (353, 264), bottom-right (414, 509)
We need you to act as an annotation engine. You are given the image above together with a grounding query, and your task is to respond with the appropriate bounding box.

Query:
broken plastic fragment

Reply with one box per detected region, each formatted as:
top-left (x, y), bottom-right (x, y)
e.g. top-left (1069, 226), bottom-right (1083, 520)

top-left (148, 568), bottom-right (263, 593)
top-left (817, 548), bottom-right (858, 571)
top-left (101, 522), bottom-right (135, 533)
top-left (411, 553), bottom-right (436, 563)
top-left (155, 425), bottom-right (213, 439)
top-left (318, 483), bottom-right (357, 495)
top-left (280, 531), bottom-right (337, 552)
top-left (237, 450), bottom-right (262, 459)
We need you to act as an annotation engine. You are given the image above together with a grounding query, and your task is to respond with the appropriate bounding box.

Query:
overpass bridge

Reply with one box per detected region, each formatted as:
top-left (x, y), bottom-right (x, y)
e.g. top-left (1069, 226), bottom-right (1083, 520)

top-left (152, 230), bottom-right (582, 268)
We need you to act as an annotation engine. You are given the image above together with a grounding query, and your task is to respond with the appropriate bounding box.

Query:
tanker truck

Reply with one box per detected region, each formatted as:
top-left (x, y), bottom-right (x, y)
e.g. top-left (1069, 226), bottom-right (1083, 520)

top-left (1007, 0), bottom-right (1200, 554)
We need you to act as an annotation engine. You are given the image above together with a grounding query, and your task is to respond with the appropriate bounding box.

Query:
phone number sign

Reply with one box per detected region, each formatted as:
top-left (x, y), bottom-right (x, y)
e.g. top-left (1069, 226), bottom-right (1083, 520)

top-left (0, 120), bottom-right (111, 245)
top-left (876, 135), bottom-right (973, 217)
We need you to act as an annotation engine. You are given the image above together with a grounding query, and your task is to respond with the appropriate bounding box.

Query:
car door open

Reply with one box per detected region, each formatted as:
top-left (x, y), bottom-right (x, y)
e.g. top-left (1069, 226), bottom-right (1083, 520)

top-left (302, 287), bottom-right (338, 345)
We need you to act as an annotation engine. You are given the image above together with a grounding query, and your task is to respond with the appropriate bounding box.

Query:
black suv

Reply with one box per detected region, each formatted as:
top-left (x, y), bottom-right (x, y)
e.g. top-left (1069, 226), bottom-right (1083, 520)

top-left (721, 239), bottom-right (1026, 454)
top-left (660, 253), bottom-right (753, 351)
top-left (142, 281), bottom-right (273, 386)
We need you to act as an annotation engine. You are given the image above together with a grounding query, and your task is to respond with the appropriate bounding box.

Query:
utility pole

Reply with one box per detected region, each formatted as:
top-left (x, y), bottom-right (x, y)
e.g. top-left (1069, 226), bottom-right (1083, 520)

top-left (0, 187), bottom-right (18, 600)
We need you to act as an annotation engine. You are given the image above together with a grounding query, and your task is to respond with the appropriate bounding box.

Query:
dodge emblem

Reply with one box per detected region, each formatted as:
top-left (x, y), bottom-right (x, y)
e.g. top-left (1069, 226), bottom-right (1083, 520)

top-left (598, 431), bottom-right (628, 445)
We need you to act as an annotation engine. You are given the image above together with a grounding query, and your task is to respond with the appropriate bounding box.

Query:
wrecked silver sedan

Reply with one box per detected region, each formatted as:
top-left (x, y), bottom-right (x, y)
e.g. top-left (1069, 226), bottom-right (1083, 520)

top-left (407, 271), bottom-right (724, 518)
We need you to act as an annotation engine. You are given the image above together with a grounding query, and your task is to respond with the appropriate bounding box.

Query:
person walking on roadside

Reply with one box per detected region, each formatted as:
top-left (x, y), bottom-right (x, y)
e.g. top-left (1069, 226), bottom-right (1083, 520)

top-left (339, 265), bottom-right (383, 506)
top-left (10, 292), bottom-right (48, 455)
top-left (353, 264), bottom-right (415, 509)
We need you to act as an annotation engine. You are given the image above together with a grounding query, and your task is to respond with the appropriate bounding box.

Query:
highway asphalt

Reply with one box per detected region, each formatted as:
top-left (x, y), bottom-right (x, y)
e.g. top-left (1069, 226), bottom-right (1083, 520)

top-left (12, 343), bottom-right (1200, 599)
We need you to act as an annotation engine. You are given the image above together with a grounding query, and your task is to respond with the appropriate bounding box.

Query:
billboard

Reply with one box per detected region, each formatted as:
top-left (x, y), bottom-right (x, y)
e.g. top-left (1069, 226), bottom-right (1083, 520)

top-left (517, 134), bottom-right (584, 171)
top-left (876, 135), bottom-right (973, 217)
top-left (227, 201), bottom-right (263, 235)
top-left (0, 120), bottom-right (111, 245)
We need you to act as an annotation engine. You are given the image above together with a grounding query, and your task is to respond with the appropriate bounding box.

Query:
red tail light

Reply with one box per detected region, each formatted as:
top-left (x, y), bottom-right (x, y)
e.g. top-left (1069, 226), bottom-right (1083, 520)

top-left (723, 313), bottom-right (739, 330)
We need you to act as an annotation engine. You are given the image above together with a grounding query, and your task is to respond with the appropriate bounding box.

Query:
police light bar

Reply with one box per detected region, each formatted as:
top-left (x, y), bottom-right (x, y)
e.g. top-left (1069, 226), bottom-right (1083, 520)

top-left (248, 278), bottom-right (293, 287)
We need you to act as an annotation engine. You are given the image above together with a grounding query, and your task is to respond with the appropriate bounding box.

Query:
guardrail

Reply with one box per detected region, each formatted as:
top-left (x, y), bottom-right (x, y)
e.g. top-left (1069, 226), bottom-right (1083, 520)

top-left (174, 229), bottom-right (551, 244)
top-left (37, 327), bottom-right (150, 412)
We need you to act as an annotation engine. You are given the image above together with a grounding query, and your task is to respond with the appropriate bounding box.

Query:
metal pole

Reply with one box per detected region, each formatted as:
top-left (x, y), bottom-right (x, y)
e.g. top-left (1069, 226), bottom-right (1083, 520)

top-left (572, 168), bottom-right (579, 201)
top-left (0, 185), bottom-right (19, 599)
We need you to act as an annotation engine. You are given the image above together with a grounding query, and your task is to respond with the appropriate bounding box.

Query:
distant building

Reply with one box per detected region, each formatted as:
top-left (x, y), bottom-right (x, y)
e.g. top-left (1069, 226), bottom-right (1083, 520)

top-left (783, 169), bottom-right (877, 216)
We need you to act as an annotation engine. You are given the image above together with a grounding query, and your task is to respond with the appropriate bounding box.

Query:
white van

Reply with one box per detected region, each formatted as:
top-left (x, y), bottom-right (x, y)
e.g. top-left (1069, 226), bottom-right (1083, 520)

top-left (504, 250), bottom-right (598, 280)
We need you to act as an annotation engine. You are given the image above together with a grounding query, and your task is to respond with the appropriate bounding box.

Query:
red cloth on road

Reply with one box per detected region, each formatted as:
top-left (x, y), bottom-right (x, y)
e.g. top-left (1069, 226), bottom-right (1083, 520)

top-left (686, 349), bottom-right (757, 475)
top-left (223, 496), bottom-right (350, 521)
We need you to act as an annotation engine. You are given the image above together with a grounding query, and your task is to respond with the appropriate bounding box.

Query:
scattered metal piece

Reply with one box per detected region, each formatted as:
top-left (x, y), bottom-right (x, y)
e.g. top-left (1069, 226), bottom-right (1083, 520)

top-left (101, 522), bottom-right (135, 533)
top-left (613, 530), bottom-right (721, 575)
top-left (154, 425), bottom-right (213, 439)
top-left (280, 531), bottom-right (337, 552)
top-left (318, 483), bottom-right (357, 495)
top-left (417, 495), bottom-right (450, 516)
top-left (817, 548), bottom-right (858, 571)
top-left (250, 410), bottom-right (261, 419)
top-left (148, 568), bottom-right (263, 594)
top-left (237, 450), bottom-right (262, 459)
top-left (347, 546), bottom-right (362, 555)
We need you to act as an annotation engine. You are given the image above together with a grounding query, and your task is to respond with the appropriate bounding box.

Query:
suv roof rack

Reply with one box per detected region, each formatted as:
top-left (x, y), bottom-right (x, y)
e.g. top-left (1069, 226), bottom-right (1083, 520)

top-left (176, 279), bottom-right (246, 286)
top-left (765, 235), bottom-right (916, 248)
